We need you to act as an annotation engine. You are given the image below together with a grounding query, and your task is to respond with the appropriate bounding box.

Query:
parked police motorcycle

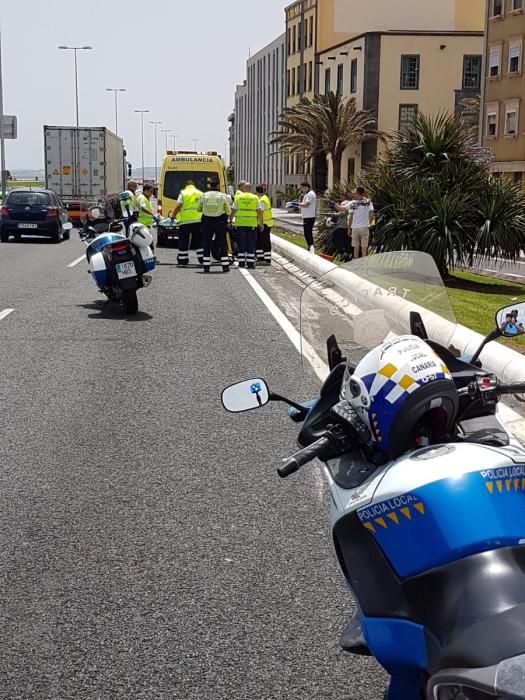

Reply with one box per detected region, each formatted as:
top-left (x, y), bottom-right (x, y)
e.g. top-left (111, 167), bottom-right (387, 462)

top-left (222, 251), bottom-right (525, 699)
top-left (79, 204), bottom-right (155, 315)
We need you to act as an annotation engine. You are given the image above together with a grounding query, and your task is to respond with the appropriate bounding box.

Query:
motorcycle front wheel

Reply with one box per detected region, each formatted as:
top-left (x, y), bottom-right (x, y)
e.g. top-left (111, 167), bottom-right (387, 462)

top-left (121, 289), bottom-right (138, 315)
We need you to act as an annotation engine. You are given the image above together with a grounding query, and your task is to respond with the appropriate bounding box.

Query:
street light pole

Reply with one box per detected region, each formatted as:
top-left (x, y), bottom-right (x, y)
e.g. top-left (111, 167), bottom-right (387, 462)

top-left (0, 28), bottom-right (6, 203)
top-left (171, 134), bottom-right (180, 151)
top-left (134, 109), bottom-right (149, 185)
top-left (149, 120), bottom-right (162, 184)
top-left (58, 45), bottom-right (93, 126)
top-left (192, 138), bottom-right (199, 152)
top-left (160, 128), bottom-right (171, 153)
top-left (106, 88), bottom-right (126, 134)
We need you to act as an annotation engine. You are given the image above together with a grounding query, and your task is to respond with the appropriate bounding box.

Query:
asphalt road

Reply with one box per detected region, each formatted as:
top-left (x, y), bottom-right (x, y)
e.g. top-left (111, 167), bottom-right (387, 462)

top-left (0, 236), bottom-right (386, 699)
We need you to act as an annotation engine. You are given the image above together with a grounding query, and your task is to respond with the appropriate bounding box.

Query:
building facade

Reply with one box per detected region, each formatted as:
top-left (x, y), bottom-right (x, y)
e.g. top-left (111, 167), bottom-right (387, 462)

top-left (233, 34), bottom-right (286, 197)
top-left (318, 31), bottom-right (483, 184)
top-left (482, 0), bottom-right (525, 184)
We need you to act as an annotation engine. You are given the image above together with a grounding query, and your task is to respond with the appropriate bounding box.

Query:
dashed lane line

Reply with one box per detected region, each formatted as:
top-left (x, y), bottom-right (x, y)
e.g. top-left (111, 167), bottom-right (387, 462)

top-left (0, 308), bottom-right (14, 322)
top-left (67, 255), bottom-right (86, 268)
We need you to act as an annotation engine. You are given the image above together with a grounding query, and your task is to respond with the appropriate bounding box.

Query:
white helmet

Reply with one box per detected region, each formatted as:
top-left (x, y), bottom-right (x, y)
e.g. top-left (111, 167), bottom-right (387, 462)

top-left (341, 335), bottom-right (458, 459)
top-left (128, 223), bottom-right (153, 248)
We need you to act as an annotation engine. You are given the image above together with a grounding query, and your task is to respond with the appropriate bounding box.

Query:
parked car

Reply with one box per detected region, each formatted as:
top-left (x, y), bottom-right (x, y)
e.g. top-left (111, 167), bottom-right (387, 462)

top-left (0, 189), bottom-right (70, 243)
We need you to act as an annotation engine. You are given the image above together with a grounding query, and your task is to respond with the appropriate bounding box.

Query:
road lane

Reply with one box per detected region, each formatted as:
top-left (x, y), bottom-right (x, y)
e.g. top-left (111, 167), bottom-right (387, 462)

top-left (0, 243), bottom-right (385, 699)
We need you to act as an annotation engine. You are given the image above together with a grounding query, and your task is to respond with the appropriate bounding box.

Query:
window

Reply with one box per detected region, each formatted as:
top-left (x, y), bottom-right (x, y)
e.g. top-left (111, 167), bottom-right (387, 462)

top-left (292, 25), bottom-right (296, 54)
top-left (505, 100), bottom-right (520, 136)
top-left (489, 44), bottom-right (502, 77)
top-left (398, 104), bottom-right (418, 130)
top-left (485, 103), bottom-right (499, 137)
top-left (514, 172), bottom-right (523, 184)
top-left (325, 67), bottom-right (331, 95)
top-left (308, 61), bottom-right (313, 92)
top-left (512, 0), bottom-right (523, 11)
top-left (462, 55), bottom-right (482, 89)
top-left (309, 16), bottom-right (314, 47)
top-left (298, 21), bottom-right (302, 52)
top-left (337, 64), bottom-right (344, 95)
top-left (297, 66), bottom-right (301, 95)
top-left (287, 28), bottom-right (291, 56)
top-left (287, 69), bottom-right (291, 96)
top-left (490, 0), bottom-right (503, 17)
top-left (401, 55), bottom-right (420, 89)
top-left (291, 67), bottom-right (296, 95)
top-left (508, 39), bottom-right (522, 74)
top-left (350, 58), bottom-right (358, 93)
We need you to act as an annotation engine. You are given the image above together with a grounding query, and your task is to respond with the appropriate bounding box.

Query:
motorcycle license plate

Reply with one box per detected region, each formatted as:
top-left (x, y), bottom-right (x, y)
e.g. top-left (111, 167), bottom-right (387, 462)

top-left (18, 223), bottom-right (38, 229)
top-left (115, 261), bottom-right (136, 279)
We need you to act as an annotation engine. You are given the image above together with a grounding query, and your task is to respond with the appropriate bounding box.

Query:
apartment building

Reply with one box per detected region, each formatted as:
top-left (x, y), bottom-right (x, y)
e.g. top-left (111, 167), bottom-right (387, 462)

top-left (283, 0), bottom-right (484, 185)
top-left (233, 34), bottom-right (286, 197)
top-left (482, 0), bottom-right (525, 183)
top-left (318, 30), bottom-right (483, 184)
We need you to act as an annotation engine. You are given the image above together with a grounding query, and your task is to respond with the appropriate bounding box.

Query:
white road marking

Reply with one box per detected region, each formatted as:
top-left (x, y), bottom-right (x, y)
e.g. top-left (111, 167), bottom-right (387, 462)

top-left (67, 254), bottom-right (86, 268)
top-left (239, 267), bottom-right (328, 501)
top-left (0, 308), bottom-right (14, 321)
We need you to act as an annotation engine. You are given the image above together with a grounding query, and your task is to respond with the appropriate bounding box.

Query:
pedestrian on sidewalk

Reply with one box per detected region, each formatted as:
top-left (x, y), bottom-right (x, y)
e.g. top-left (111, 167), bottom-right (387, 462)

top-left (197, 179), bottom-right (232, 273)
top-left (298, 182), bottom-right (316, 253)
top-left (329, 200), bottom-right (353, 262)
top-left (346, 186), bottom-right (374, 259)
top-left (231, 182), bottom-right (263, 269)
top-left (256, 184), bottom-right (273, 264)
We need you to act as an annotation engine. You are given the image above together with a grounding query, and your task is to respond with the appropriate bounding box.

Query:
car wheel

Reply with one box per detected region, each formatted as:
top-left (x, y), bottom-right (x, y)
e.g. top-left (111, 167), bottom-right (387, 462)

top-left (0, 231), bottom-right (9, 243)
top-left (122, 289), bottom-right (138, 315)
top-left (52, 227), bottom-right (63, 243)
top-left (63, 229), bottom-right (70, 241)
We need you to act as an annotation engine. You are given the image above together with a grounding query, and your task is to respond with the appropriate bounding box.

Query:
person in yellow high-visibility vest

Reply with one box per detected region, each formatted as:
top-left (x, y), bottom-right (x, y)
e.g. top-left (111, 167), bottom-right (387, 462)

top-left (231, 182), bottom-right (263, 269)
top-left (136, 184), bottom-right (157, 256)
top-left (256, 184), bottom-right (273, 265)
top-left (171, 179), bottom-right (204, 266)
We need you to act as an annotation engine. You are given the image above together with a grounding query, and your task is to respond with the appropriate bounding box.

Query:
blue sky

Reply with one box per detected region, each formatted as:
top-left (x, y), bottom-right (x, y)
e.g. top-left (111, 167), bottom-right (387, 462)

top-left (2, 0), bottom-right (287, 169)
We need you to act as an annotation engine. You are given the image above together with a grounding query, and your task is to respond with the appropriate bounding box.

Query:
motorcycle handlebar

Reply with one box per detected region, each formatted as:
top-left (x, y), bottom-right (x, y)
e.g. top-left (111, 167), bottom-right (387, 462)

top-left (277, 436), bottom-right (332, 479)
top-left (499, 382), bottom-right (525, 395)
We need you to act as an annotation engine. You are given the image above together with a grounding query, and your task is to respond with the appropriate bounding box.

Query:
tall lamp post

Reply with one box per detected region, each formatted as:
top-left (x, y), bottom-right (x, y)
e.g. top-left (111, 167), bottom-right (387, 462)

top-left (58, 45), bottom-right (93, 126)
top-left (170, 134), bottom-right (180, 151)
top-left (192, 138), bottom-right (199, 152)
top-left (106, 88), bottom-right (126, 135)
top-left (134, 109), bottom-right (149, 185)
top-left (0, 28), bottom-right (6, 203)
top-left (160, 128), bottom-right (171, 153)
top-left (149, 120), bottom-right (162, 184)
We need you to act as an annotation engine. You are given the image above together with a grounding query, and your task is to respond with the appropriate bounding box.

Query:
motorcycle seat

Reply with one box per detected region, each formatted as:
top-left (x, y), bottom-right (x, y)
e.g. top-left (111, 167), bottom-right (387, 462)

top-left (458, 414), bottom-right (509, 447)
top-left (439, 605), bottom-right (525, 670)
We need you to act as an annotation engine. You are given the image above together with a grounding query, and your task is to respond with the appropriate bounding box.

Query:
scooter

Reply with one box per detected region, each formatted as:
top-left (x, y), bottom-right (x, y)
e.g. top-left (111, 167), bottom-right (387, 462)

top-left (221, 250), bottom-right (525, 699)
top-left (79, 206), bottom-right (155, 315)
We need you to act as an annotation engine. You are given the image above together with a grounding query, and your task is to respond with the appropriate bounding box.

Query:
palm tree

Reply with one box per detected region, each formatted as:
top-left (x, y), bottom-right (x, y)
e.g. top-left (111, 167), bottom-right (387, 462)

top-left (271, 92), bottom-right (380, 187)
top-left (458, 95), bottom-right (480, 144)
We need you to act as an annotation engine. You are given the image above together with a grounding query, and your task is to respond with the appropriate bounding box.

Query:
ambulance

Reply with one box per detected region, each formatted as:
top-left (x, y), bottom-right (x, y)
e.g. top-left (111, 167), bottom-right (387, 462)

top-left (157, 151), bottom-right (229, 247)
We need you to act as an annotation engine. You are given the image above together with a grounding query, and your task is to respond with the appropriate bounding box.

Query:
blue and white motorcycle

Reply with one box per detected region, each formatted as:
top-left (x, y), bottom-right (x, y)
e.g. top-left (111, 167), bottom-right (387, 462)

top-left (79, 205), bottom-right (155, 315)
top-left (222, 251), bottom-right (525, 699)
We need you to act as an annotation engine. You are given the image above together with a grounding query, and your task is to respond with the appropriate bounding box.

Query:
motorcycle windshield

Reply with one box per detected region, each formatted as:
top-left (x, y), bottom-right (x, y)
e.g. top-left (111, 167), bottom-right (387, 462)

top-left (299, 251), bottom-right (457, 380)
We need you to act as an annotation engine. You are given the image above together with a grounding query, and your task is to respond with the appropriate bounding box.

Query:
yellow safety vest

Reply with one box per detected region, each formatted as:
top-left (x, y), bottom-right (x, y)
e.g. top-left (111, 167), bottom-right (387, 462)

top-left (137, 193), bottom-right (153, 226)
top-left (259, 194), bottom-right (273, 227)
top-left (234, 192), bottom-right (259, 228)
top-left (177, 185), bottom-right (203, 225)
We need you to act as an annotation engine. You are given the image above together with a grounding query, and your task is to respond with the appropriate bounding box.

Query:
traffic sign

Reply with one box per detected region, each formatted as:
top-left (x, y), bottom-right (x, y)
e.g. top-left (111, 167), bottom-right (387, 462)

top-left (469, 146), bottom-right (494, 164)
top-left (0, 115), bottom-right (17, 139)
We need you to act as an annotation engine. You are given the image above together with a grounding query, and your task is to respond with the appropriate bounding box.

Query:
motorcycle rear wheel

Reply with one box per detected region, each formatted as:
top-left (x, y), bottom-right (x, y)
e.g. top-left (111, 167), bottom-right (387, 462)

top-left (121, 289), bottom-right (138, 315)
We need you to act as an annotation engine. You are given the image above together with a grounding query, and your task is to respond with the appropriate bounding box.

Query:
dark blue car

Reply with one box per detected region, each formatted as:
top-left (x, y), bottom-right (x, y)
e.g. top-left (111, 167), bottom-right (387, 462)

top-left (0, 188), bottom-right (70, 243)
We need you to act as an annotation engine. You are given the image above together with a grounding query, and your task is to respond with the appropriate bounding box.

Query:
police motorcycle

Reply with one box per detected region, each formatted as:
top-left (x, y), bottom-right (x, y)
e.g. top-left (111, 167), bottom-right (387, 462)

top-left (222, 251), bottom-right (525, 700)
top-left (79, 197), bottom-right (155, 315)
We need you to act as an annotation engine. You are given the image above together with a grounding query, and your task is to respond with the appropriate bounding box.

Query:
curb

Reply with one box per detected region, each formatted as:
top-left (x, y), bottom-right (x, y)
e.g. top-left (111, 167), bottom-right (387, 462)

top-left (271, 234), bottom-right (525, 384)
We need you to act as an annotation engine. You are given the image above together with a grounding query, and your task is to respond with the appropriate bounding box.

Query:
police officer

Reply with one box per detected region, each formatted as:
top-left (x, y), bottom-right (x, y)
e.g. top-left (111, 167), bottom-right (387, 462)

top-left (197, 178), bottom-right (232, 273)
top-left (256, 184), bottom-right (273, 265)
top-left (136, 184), bottom-right (157, 256)
top-left (231, 182), bottom-right (263, 269)
top-left (120, 179), bottom-right (140, 222)
top-left (172, 179), bottom-right (204, 266)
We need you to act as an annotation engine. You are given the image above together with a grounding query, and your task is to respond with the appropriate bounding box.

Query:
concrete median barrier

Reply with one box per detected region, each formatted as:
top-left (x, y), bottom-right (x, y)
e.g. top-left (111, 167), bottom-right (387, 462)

top-left (271, 235), bottom-right (525, 385)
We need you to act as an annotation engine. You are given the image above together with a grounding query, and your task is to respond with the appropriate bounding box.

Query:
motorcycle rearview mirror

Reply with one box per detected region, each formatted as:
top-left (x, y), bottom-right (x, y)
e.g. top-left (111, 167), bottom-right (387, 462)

top-left (221, 379), bottom-right (270, 413)
top-left (496, 302), bottom-right (525, 338)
